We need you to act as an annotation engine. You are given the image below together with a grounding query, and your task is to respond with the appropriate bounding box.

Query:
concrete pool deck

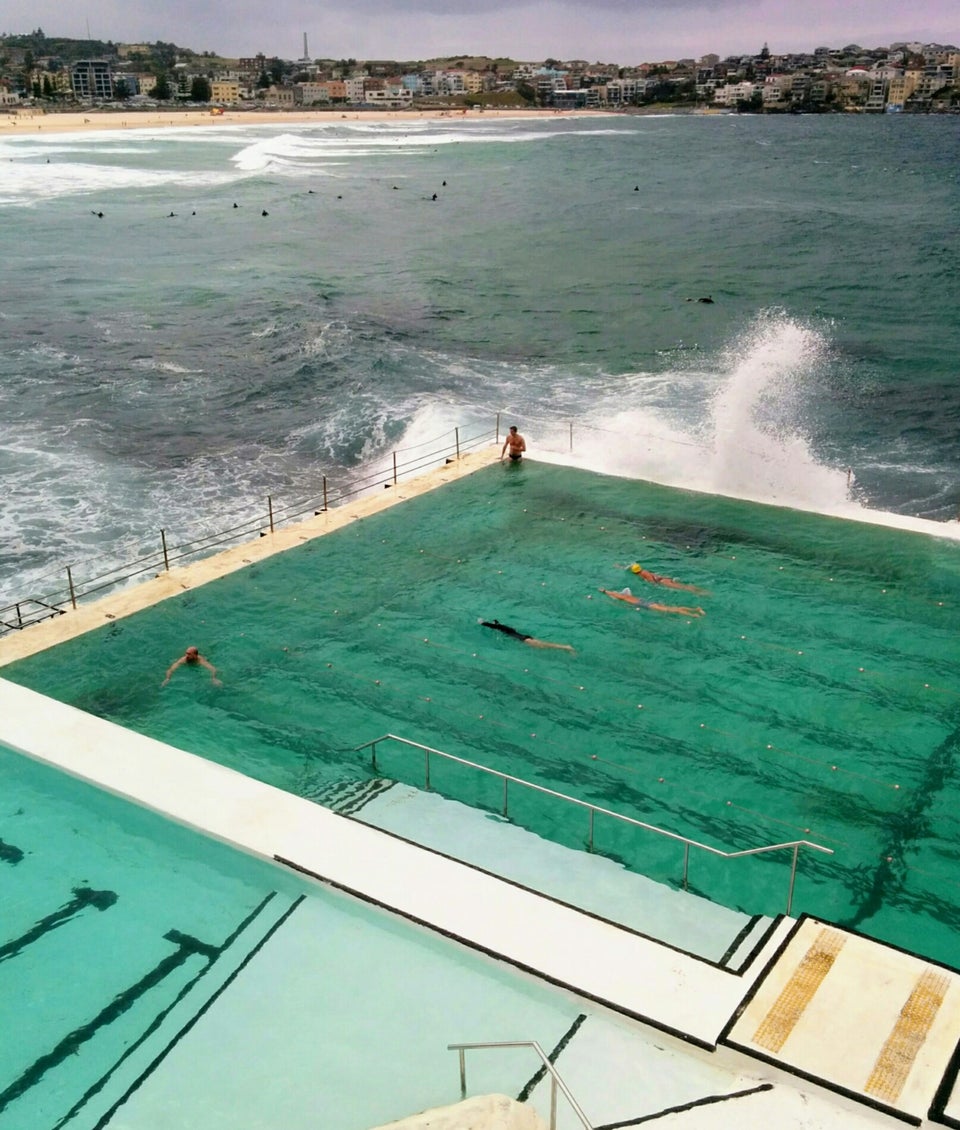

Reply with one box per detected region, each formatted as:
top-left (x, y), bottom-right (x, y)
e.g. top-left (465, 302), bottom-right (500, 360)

top-left (5, 450), bottom-right (960, 1127)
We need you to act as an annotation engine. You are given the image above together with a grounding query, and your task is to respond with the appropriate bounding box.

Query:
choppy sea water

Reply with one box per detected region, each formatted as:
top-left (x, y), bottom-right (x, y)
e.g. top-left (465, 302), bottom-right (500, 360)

top-left (1, 112), bottom-right (959, 605)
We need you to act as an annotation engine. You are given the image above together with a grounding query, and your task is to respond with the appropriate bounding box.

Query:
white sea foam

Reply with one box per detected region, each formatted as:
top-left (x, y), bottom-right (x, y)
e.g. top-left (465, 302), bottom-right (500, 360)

top-left (0, 161), bottom-right (237, 206)
top-left (527, 315), bottom-right (960, 539)
top-left (381, 315), bottom-right (960, 543)
top-left (131, 359), bottom-right (204, 375)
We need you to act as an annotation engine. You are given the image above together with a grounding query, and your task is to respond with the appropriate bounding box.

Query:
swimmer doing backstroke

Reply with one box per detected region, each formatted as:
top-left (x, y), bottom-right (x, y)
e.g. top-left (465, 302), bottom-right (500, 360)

top-left (600, 588), bottom-right (705, 617)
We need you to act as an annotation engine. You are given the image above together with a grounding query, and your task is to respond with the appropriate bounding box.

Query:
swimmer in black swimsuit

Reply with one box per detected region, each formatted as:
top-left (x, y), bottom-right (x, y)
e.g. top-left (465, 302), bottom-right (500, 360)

top-left (481, 619), bottom-right (574, 652)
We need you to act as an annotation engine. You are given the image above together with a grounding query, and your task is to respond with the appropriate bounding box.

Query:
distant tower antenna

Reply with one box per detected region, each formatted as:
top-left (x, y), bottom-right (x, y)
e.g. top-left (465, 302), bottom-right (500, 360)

top-left (303, 32), bottom-right (309, 61)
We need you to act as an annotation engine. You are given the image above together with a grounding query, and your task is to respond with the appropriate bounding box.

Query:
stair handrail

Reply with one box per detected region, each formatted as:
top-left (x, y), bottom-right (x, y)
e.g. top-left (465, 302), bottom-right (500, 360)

top-left (447, 1039), bottom-right (592, 1130)
top-left (355, 733), bottom-right (833, 915)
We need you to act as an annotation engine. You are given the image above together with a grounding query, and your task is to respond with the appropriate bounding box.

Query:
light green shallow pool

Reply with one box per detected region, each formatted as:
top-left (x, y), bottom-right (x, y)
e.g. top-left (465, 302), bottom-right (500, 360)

top-left (6, 462), bottom-right (960, 965)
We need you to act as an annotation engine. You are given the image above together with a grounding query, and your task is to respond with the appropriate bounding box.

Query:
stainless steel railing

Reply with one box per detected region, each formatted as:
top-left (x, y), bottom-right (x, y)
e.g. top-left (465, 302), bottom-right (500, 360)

top-left (448, 1039), bottom-right (592, 1130)
top-left (0, 422), bottom-right (497, 635)
top-left (355, 733), bottom-right (833, 915)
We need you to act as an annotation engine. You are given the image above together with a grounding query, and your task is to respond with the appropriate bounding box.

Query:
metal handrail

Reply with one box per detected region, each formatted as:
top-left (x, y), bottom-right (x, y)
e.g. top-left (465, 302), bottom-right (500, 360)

top-left (356, 733), bottom-right (833, 915)
top-left (448, 1040), bottom-right (592, 1130)
top-left (0, 423), bottom-right (497, 634)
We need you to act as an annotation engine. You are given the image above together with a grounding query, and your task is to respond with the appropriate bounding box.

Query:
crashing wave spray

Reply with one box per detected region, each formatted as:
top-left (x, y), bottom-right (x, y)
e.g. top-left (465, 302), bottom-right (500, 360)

top-left (537, 313), bottom-right (853, 515)
top-left (703, 314), bottom-right (850, 509)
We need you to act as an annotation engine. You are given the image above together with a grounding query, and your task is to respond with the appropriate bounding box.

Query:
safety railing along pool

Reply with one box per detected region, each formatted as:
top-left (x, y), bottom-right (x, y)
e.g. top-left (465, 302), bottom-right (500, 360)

top-left (0, 422), bottom-right (498, 636)
top-left (356, 734), bottom-right (834, 915)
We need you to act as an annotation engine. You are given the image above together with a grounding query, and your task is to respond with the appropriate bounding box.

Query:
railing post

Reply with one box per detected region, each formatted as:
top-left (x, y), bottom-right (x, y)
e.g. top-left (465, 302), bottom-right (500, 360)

top-left (323, 475), bottom-right (328, 512)
top-left (787, 843), bottom-right (799, 915)
top-left (391, 451), bottom-right (397, 486)
top-left (455, 426), bottom-right (460, 460)
top-left (425, 747), bottom-right (430, 790)
top-left (569, 421), bottom-right (573, 452)
top-left (160, 528), bottom-right (170, 571)
top-left (495, 411), bottom-right (500, 444)
top-left (502, 777), bottom-right (509, 818)
top-left (268, 494), bottom-right (275, 534)
top-left (588, 807), bottom-right (595, 852)
top-left (682, 842), bottom-right (690, 890)
top-left (458, 1048), bottom-right (466, 1100)
top-left (550, 1075), bottom-right (558, 1130)
top-left (66, 565), bottom-right (77, 610)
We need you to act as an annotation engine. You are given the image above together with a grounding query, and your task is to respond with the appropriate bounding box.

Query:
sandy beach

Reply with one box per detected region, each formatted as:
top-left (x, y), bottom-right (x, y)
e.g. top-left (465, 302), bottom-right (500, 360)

top-left (0, 105), bottom-right (608, 136)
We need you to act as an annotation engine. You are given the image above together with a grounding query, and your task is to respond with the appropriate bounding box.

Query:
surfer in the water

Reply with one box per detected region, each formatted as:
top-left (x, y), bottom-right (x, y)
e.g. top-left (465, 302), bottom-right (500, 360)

top-left (600, 588), bottom-right (705, 617)
top-left (480, 619), bottom-right (574, 652)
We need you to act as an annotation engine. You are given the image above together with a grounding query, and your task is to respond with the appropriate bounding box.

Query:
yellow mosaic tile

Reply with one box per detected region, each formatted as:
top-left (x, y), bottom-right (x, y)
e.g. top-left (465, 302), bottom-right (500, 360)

top-left (865, 967), bottom-right (950, 1104)
top-left (751, 927), bottom-right (846, 1053)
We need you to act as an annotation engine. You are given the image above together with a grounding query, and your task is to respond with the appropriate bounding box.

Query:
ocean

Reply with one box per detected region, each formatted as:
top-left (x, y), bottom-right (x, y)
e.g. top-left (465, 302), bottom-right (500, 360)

top-left (1, 111), bottom-right (959, 605)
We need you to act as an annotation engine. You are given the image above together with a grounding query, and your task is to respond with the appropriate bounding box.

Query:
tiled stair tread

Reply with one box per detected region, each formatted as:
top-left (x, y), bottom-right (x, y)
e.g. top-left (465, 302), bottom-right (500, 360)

top-left (728, 917), bottom-right (960, 1123)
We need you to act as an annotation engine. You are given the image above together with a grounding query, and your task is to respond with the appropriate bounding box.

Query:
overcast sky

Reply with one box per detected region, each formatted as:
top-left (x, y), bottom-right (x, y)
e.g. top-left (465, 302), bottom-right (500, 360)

top-left (5, 1), bottom-right (958, 63)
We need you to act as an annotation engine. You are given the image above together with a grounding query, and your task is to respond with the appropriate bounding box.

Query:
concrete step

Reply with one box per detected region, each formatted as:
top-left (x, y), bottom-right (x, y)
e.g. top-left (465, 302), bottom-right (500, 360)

top-left (350, 781), bottom-right (775, 967)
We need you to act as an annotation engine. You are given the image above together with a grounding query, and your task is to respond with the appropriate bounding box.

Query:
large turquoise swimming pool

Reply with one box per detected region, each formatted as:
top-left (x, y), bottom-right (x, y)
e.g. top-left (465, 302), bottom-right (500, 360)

top-left (5, 743), bottom-right (668, 1130)
top-left (5, 462), bottom-right (960, 966)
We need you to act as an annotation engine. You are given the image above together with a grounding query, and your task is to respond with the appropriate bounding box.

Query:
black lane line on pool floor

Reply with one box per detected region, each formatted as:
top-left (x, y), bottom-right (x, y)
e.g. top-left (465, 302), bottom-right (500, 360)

top-left (88, 893), bottom-right (306, 1130)
top-left (0, 885), bottom-right (117, 965)
top-left (0, 928), bottom-right (216, 1116)
top-left (846, 718), bottom-right (960, 935)
top-left (594, 1082), bottom-right (774, 1129)
top-left (42, 891), bottom-right (287, 1130)
top-left (515, 1013), bottom-right (587, 1104)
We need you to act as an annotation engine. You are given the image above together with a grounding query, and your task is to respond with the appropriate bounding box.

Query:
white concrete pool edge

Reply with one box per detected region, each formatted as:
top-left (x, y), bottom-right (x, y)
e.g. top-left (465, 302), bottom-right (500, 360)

top-left (0, 677), bottom-right (784, 1050)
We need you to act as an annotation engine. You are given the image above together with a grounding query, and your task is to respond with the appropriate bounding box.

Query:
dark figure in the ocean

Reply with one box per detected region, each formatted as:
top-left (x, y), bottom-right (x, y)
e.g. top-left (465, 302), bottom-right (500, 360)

top-left (233, 202), bottom-right (239, 208)
top-left (91, 211), bottom-right (104, 218)
top-left (686, 295), bottom-right (714, 303)
top-left (162, 646), bottom-right (222, 687)
top-left (442, 180), bottom-right (447, 186)
top-left (261, 209), bottom-right (269, 216)
top-left (481, 620), bottom-right (574, 652)
top-left (431, 193), bottom-right (437, 200)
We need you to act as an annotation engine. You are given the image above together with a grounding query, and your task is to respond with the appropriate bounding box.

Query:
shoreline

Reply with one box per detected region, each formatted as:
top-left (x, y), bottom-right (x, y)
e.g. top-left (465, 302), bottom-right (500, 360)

top-left (0, 105), bottom-right (612, 137)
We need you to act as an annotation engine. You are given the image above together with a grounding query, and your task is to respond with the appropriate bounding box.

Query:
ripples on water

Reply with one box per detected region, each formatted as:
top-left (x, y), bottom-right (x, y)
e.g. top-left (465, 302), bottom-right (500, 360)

top-left (1, 114), bottom-right (959, 602)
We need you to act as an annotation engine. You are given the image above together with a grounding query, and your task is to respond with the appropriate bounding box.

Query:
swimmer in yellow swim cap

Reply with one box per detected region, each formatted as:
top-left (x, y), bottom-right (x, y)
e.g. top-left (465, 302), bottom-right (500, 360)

top-left (619, 563), bottom-right (709, 595)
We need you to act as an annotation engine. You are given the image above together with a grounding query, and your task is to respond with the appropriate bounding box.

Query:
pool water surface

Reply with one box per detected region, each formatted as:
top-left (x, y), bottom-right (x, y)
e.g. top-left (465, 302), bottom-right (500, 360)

top-left (5, 462), bottom-right (960, 965)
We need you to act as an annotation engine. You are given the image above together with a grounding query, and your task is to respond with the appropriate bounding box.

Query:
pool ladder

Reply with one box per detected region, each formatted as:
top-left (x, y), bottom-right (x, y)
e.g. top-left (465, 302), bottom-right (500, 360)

top-left (448, 1039), bottom-right (592, 1130)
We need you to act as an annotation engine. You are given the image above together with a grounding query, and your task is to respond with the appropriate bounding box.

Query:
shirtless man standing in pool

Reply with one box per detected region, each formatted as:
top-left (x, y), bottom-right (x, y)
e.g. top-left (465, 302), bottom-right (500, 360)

top-left (500, 426), bottom-right (526, 462)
